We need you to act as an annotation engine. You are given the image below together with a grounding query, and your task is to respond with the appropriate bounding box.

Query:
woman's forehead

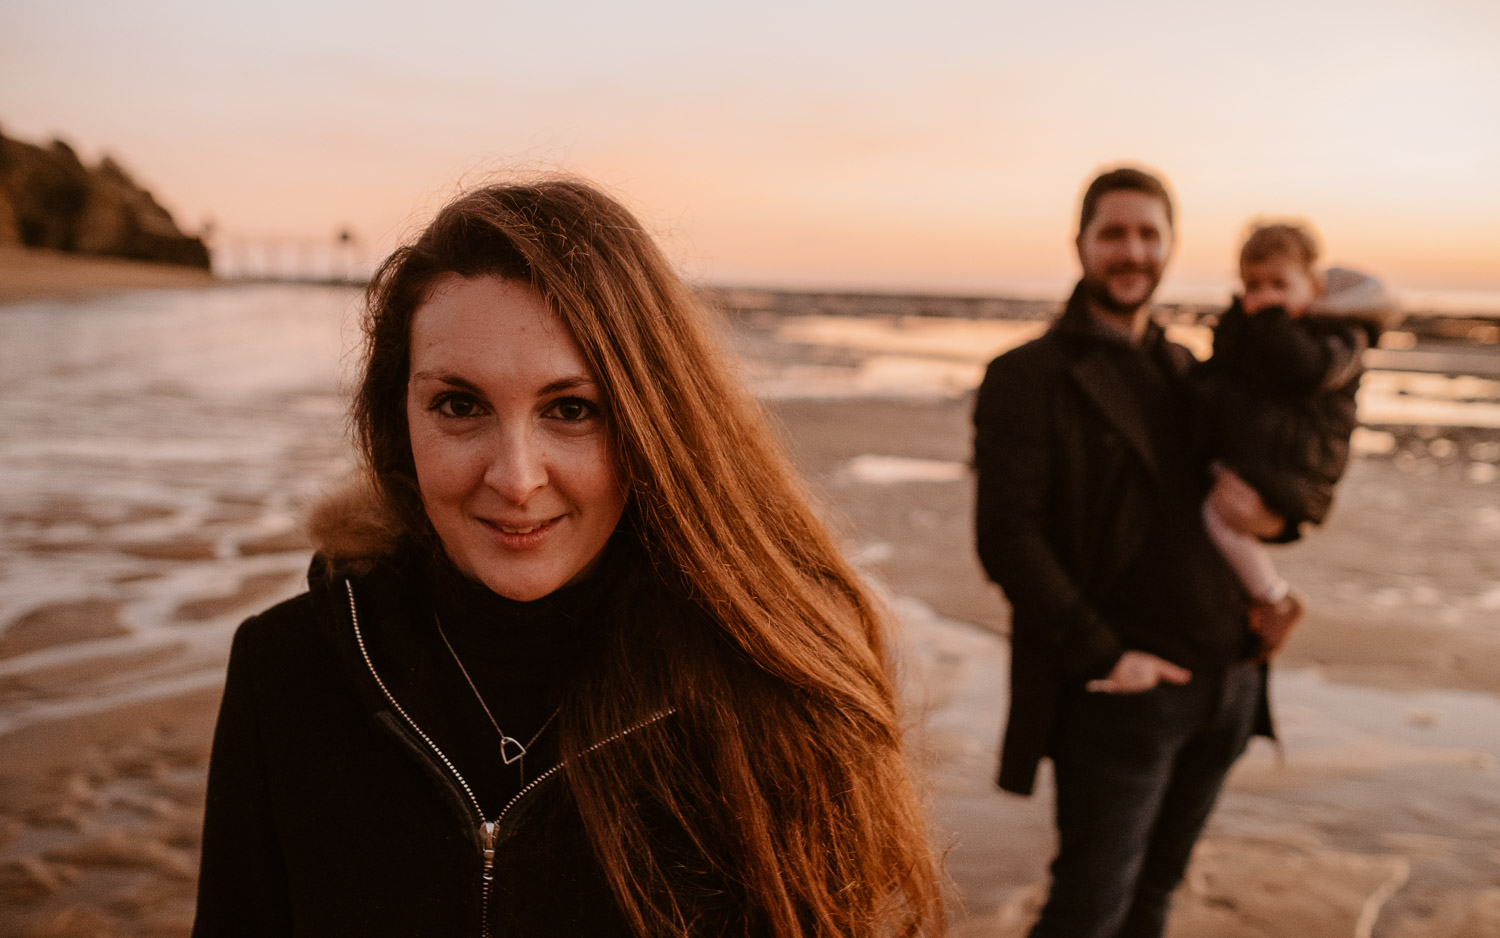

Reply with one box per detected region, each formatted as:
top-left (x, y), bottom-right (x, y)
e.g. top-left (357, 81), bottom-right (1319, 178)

top-left (408, 275), bottom-right (593, 388)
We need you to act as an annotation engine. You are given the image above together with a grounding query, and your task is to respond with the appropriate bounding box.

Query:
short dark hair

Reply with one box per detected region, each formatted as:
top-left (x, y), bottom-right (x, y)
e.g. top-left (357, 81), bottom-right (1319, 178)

top-left (1078, 166), bottom-right (1174, 236)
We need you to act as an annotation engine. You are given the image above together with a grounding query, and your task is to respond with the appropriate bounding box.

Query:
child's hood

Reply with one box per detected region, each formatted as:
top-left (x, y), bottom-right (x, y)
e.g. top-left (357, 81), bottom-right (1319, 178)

top-left (1309, 267), bottom-right (1402, 331)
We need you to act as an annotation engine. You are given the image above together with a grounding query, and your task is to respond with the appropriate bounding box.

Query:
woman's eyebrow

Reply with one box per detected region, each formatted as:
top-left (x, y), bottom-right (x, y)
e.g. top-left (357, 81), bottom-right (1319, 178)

top-left (538, 375), bottom-right (596, 395)
top-left (410, 372), bottom-right (596, 396)
top-left (410, 371), bottom-right (482, 392)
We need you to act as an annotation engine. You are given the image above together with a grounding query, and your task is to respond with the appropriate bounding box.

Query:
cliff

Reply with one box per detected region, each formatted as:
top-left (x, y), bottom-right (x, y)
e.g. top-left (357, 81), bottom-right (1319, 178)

top-left (0, 128), bottom-right (210, 269)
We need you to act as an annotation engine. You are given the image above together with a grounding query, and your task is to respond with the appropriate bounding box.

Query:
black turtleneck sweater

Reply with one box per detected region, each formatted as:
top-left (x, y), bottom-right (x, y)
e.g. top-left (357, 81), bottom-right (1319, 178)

top-left (420, 556), bottom-right (611, 814)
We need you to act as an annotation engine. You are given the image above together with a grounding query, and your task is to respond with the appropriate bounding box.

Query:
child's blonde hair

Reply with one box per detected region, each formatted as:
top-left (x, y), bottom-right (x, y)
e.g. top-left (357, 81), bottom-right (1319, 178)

top-left (1240, 222), bottom-right (1320, 273)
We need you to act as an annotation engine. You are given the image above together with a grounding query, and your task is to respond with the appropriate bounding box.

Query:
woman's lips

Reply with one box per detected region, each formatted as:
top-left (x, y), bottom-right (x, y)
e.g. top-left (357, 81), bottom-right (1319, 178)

top-left (478, 515), bottom-right (561, 549)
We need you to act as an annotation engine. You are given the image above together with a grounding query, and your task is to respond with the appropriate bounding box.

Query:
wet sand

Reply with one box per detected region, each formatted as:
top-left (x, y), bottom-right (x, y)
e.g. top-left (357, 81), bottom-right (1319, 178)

top-left (1, 285), bottom-right (1498, 935)
top-left (0, 245), bottom-right (214, 305)
top-left (767, 395), bottom-right (1500, 938)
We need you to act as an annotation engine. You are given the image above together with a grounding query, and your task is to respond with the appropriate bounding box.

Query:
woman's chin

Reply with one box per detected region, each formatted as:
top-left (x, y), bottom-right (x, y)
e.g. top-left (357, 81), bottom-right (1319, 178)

top-left (462, 562), bottom-right (594, 603)
top-left (473, 574), bottom-right (560, 603)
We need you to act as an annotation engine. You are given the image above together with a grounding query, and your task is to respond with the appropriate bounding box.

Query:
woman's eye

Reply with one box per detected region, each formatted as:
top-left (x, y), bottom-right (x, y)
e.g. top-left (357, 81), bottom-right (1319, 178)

top-left (547, 397), bottom-right (599, 422)
top-left (431, 393), bottom-right (483, 418)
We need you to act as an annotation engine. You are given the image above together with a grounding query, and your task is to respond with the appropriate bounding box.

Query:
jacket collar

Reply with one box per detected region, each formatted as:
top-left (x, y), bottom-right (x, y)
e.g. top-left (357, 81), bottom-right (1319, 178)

top-left (306, 546), bottom-right (446, 728)
top-left (1052, 280), bottom-right (1167, 350)
top-left (1052, 281), bottom-right (1173, 477)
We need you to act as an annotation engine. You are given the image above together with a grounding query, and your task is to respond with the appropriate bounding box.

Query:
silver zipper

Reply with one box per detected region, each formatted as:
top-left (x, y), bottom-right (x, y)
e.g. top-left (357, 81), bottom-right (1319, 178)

top-left (479, 819), bottom-right (498, 933)
top-left (492, 711), bottom-right (676, 828)
top-left (343, 579), bottom-right (674, 937)
top-left (346, 580), bottom-right (486, 820)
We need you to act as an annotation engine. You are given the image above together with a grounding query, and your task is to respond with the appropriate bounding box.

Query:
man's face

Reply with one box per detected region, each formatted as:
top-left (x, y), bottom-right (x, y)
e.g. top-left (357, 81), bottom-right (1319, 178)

top-left (1076, 190), bottom-right (1173, 316)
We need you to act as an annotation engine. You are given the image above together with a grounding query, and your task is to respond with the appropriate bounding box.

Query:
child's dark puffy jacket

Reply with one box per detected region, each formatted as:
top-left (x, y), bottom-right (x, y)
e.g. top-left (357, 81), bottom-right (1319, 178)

top-left (1196, 268), bottom-right (1398, 536)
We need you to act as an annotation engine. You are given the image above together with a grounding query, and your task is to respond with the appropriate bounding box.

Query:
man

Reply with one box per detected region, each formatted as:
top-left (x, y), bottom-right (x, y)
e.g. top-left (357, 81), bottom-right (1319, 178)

top-left (972, 166), bottom-right (1276, 938)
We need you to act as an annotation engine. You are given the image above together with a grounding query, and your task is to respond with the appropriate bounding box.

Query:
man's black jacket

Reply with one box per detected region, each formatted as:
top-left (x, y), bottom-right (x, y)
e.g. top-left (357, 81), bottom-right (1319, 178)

top-left (972, 285), bottom-right (1272, 795)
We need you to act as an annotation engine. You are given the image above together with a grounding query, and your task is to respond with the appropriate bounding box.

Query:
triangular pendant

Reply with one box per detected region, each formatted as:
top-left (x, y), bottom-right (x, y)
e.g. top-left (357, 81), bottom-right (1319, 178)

top-left (500, 735), bottom-right (527, 765)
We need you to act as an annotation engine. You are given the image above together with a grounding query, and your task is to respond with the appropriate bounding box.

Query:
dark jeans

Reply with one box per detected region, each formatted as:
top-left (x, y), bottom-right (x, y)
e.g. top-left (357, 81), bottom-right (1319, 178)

top-left (1028, 660), bottom-right (1262, 938)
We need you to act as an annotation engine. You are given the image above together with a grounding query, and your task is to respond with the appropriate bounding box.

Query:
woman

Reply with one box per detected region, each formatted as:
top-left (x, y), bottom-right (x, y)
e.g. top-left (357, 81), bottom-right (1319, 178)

top-left (193, 178), bottom-right (946, 937)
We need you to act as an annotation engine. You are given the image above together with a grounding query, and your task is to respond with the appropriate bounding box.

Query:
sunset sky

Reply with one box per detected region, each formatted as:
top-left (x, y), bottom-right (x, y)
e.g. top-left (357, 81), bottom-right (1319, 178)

top-left (3, 0), bottom-right (1497, 305)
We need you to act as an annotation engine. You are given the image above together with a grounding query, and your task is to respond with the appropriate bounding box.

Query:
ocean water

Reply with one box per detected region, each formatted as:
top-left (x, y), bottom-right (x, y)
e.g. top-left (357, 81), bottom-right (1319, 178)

top-left (0, 286), bottom-right (360, 732)
top-left (0, 284), bottom-right (1497, 734)
top-left (748, 313), bottom-right (1500, 430)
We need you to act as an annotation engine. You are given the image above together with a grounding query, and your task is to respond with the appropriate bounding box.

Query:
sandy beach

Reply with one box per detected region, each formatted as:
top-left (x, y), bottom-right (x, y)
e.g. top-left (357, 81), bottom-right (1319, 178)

top-left (1, 279), bottom-right (1497, 936)
top-left (0, 246), bottom-right (215, 306)
top-left (766, 395), bottom-right (1500, 938)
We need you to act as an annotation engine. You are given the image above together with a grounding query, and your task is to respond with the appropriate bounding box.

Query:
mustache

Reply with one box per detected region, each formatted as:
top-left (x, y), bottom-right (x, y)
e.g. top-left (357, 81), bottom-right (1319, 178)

top-left (1105, 262), bottom-right (1156, 277)
top-left (1083, 263), bottom-right (1162, 315)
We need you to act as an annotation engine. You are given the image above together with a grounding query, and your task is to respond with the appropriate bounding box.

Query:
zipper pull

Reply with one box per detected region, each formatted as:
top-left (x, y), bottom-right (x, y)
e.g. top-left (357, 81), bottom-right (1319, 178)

top-left (479, 820), bottom-right (498, 938)
top-left (479, 820), bottom-right (498, 883)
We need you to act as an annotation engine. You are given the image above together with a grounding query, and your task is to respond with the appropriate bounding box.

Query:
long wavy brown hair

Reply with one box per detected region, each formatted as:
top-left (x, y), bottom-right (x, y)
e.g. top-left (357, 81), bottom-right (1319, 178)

top-left (353, 177), bottom-right (945, 937)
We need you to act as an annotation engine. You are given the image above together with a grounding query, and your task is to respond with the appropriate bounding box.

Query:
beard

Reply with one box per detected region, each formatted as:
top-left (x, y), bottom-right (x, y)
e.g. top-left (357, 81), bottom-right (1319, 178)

top-left (1081, 263), bottom-right (1163, 316)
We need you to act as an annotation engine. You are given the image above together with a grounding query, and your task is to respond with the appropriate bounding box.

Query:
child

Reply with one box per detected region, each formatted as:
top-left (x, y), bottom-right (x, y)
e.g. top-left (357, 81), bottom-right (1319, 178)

top-left (1199, 222), bottom-right (1400, 659)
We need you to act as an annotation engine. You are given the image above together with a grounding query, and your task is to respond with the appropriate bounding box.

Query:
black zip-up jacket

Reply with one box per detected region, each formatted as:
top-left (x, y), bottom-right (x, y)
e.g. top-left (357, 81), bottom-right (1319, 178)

top-left (192, 549), bottom-right (674, 937)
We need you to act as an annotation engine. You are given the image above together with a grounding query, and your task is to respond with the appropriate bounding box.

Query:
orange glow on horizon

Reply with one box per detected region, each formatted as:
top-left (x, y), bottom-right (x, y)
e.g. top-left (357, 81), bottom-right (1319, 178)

top-left (2, 0), bottom-right (1496, 303)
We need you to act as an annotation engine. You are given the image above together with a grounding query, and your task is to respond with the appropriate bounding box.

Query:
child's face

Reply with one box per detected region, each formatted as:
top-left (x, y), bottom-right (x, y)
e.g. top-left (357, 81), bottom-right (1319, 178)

top-left (1240, 255), bottom-right (1320, 317)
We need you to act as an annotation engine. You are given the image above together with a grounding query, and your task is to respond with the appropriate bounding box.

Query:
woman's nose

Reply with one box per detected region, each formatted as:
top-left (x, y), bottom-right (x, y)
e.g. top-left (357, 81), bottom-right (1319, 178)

top-left (482, 426), bottom-right (548, 504)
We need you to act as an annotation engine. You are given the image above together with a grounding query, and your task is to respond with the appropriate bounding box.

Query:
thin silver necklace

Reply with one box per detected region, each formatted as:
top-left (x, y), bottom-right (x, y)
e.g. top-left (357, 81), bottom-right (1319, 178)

top-left (433, 613), bottom-right (560, 784)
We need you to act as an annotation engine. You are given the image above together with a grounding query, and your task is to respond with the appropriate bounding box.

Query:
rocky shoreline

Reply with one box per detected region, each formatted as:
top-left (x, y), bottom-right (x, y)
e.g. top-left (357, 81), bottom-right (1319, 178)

top-left (0, 130), bottom-right (209, 270)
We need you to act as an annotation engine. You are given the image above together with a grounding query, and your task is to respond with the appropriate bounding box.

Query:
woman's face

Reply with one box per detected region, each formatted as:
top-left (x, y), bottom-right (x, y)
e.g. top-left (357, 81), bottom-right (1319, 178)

top-left (406, 275), bottom-right (627, 601)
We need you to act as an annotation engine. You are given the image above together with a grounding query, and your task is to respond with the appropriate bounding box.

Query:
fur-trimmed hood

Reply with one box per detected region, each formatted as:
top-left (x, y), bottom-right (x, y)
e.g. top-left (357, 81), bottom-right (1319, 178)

top-left (304, 475), bottom-right (407, 578)
top-left (1309, 266), bottom-right (1402, 332)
